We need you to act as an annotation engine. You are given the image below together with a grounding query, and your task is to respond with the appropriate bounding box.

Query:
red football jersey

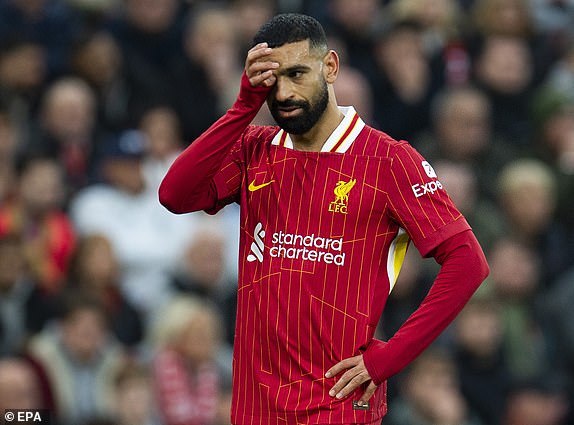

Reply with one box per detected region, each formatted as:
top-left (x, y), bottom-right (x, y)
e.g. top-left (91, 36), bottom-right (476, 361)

top-left (204, 107), bottom-right (470, 424)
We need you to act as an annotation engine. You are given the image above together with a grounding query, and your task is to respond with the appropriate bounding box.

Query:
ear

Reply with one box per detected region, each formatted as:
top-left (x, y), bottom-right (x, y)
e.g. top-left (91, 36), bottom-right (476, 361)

top-left (323, 50), bottom-right (339, 84)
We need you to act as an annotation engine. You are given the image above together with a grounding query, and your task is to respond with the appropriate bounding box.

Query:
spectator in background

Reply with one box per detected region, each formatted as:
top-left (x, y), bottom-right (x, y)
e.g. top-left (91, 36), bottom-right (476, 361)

top-left (26, 77), bottom-right (103, 196)
top-left (0, 357), bottom-right (44, 410)
top-left (0, 36), bottom-right (46, 135)
top-left (67, 234), bottom-right (144, 349)
top-left (434, 160), bottom-right (505, 252)
top-left (415, 85), bottom-right (515, 202)
top-left (333, 64), bottom-right (375, 125)
top-left (502, 379), bottom-right (570, 425)
top-left (324, 0), bottom-right (383, 82)
top-left (0, 232), bottom-right (60, 356)
top-left (386, 348), bottom-right (484, 425)
top-left (107, 0), bottom-right (187, 129)
top-left (529, 85), bottom-right (574, 231)
top-left (467, 0), bottom-right (559, 83)
top-left (0, 0), bottom-right (79, 78)
top-left (26, 291), bottom-right (126, 425)
top-left (471, 35), bottom-right (536, 148)
top-left (543, 45), bottom-right (574, 101)
top-left (139, 106), bottom-right (184, 191)
top-left (70, 30), bottom-right (130, 134)
top-left (172, 5), bottom-right (234, 141)
top-left (150, 296), bottom-right (232, 425)
top-left (487, 237), bottom-right (550, 379)
top-left (0, 100), bottom-right (19, 202)
top-left (452, 294), bottom-right (511, 425)
top-left (70, 130), bottom-right (196, 318)
top-left (497, 158), bottom-right (574, 283)
top-left (169, 216), bottom-right (237, 346)
top-left (372, 21), bottom-right (437, 141)
top-left (231, 0), bottom-right (276, 60)
top-left (182, 5), bottom-right (243, 114)
top-left (110, 361), bottom-right (159, 425)
top-left (0, 153), bottom-right (75, 294)
top-left (537, 265), bottom-right (574, 423)
top-left (389, 0), bottom-right (465, 67)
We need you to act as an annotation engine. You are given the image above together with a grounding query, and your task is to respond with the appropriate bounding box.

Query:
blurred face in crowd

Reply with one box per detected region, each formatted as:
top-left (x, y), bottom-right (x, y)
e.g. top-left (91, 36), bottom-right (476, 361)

top-left (73, 32), bottom-right (122, 88)
top-left (334, 66), bottom-right (373, 123)
top-left (476, 36), bottom-right (532, 95)
top-left (504, 388), bottom-right (569, 425)
top-left (266, 40), bottom-right (330, 135)
top-left (114, 375), bottom-right (154, 425)
top-left (436, 90), bottom-right (490, 160)
top-left (42, 78), bottom-right (96, 141)
top-left (0, 237), bottom-right (25, 293)
top-left (0, 43), bottom-right (45, 91)
top-left (179, 308), bottom-right (221, 366)
top-left (0, 358), bottom-right (43, 412)
top-left (140, 107), bottom-right (182, 160)
top-left (233, 0), bottom-right (275, 47)
top-left (375, 26), bottom-right (429, 103)
top-left (126, 0), bottom-right (178, 33)
top-left (473, 0), bottom-right (532, 37)
top-left (61, 307), bottom-right (107, 363)
top-left (19, 158), bottom-right (65, 217)
top-left (433, 161), bottom-right (477, 214)
top-left (455, 301), bottom-right (503, 358)
top-left (0, 359), bottom-right (41, 410)
top-left (404, 352), bottom-right (468, 423)
top-left (103, 157), bottom-right (145, 194)
top-left (501, 176), bottom-right (555, 236)
top-left (331, 0), bottom-right (380, 33)
top-left (74, 235), bottom-right (119, 289)
top-left (183, 229), bottom-right (226, 288)
top-left (489, 239), bottom-right (539, 300)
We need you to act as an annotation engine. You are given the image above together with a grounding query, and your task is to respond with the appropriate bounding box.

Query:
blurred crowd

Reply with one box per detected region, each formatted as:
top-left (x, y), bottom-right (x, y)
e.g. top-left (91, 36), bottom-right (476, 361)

top-left (0, 0), bottom-right (573, 424)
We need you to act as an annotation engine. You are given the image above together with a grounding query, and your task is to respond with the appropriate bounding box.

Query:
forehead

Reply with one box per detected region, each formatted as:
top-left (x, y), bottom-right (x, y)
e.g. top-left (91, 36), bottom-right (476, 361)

top-left (267, 40), bottom-right (319, 67)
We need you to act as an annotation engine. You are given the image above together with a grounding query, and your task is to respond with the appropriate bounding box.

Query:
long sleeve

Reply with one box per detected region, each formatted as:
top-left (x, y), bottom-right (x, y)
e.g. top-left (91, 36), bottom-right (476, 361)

top-left (363, 229), bottom-right (489, 385)
top-left (158, 73), bottom-right (270, 214)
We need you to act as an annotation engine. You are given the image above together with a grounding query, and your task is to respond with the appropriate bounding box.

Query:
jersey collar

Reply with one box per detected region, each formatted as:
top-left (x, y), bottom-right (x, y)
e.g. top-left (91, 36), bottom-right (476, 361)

top-left (271, 106), bottom-right (365, 153)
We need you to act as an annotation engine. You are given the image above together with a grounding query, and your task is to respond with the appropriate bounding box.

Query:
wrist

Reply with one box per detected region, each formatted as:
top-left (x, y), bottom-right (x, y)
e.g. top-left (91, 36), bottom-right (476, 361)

top-left (237, 71), bottom-right (272, 109)
top-left (363, 339), bottom-right (388, 385)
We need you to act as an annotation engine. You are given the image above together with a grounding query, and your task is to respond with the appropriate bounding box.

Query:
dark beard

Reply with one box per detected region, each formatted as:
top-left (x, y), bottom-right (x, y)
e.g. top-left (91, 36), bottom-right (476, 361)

top-left (269, 79), bottom-right (329, 135)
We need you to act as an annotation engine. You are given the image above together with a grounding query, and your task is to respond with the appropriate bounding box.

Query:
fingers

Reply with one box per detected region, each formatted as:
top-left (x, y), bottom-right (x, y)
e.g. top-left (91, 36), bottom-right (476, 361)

top-left (358, 382), bottom-right (378, 406)
top-left (325, 355), bottom-right (360, 379)
top-left (326, 356), bottom-right (375, 400)
top-left (245, 42), bottom-right (279, 87)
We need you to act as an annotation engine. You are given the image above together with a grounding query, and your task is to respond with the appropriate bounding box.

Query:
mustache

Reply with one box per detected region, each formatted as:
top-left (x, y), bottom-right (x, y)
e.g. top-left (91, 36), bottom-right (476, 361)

top-left (272, 99), bottom-right (309, 109)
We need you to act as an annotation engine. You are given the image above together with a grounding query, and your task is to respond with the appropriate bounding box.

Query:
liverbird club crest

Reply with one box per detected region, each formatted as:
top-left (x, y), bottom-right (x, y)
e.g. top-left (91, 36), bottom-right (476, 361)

top-left (329, 178), bottom-right (356, 214)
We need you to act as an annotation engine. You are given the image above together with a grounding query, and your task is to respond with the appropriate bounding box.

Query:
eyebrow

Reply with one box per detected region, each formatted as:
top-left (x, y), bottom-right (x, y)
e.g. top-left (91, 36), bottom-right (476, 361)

top-left (277, 64), bottom-right (312, 76)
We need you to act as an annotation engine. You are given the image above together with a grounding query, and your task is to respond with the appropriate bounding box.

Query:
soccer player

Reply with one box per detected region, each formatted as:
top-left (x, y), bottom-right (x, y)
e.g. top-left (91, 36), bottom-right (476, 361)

top-left (159, 13), bottom-right (489, 425)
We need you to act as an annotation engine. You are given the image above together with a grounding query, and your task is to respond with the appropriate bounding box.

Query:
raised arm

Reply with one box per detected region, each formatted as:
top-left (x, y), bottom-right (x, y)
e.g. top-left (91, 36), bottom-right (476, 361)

top-left (158, 43), bottom-right (278, 214)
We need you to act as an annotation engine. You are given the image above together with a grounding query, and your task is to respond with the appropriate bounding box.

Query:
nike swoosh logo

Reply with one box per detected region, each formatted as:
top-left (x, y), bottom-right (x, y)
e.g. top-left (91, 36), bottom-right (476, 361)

top-left (248, 180), bottom-right (274, 192)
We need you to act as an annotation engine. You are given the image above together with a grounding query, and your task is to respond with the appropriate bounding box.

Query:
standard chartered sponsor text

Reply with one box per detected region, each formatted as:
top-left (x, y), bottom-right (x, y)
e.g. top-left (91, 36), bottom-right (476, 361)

top-left (270, 231), bottom-right (346, 266)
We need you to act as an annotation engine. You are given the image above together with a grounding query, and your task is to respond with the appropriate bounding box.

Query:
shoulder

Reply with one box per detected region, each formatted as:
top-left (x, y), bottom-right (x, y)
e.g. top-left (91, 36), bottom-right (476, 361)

top-left (352, 124), bottom-right (411, 158)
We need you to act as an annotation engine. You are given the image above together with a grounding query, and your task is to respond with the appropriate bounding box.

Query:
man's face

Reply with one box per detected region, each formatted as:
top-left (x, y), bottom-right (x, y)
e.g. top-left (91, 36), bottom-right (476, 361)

top-left (266, 40), bottom-right (329, 134)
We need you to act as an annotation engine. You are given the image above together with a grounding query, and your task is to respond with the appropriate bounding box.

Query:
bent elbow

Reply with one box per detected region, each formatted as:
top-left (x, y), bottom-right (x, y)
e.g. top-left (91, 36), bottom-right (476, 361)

top-left (477, 248), bottom-right (490, 282)
top-left (158, 180), bottom-right (184, 214)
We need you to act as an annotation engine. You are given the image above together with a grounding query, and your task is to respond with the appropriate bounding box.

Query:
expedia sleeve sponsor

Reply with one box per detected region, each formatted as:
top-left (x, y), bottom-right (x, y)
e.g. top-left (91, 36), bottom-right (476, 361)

top-left (411, 180), bottom-right (444, 198)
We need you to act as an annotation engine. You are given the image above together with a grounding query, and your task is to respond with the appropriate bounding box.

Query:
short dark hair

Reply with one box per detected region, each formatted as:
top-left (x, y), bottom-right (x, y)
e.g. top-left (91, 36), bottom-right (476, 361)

top-left (253, 13), bottom-right (328, 54)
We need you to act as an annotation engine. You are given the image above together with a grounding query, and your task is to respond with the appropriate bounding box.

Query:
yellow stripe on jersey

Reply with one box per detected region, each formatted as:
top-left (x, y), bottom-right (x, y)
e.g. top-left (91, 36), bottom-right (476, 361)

top-left (387, 227), bottom-right (410, 293)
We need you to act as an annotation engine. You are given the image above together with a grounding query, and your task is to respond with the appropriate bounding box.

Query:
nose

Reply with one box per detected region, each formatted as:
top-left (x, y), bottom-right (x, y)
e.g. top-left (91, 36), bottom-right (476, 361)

top-left (273, 76), bottom-right (294, 103)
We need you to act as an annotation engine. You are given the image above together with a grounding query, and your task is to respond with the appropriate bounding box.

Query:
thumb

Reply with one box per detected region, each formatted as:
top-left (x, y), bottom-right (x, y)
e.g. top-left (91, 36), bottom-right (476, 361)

top-left (358, 381), bottom-right (378, 406)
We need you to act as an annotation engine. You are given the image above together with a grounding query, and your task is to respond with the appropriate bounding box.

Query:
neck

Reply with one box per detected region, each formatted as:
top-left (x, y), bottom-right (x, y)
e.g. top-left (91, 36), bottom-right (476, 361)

top-left (291, 102), bottom-right (344, 152)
